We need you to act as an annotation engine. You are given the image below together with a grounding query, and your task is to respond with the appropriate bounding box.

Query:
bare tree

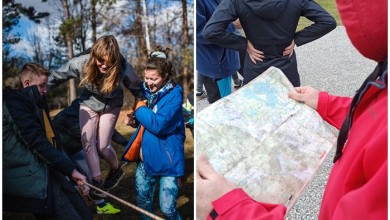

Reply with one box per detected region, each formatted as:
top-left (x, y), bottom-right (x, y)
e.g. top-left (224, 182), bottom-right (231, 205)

top-left (29, 30), bottom-right (43, 64)
top-left (43, 17), bottom-right (56, 68)
top-left (181, 0), bottom-right (190, 99)
top-left (142, 0), bottom-right (151, 54)
top-left (77, 0), bottom-right (89, 51)
top-left (91, 0), bottom-right (97, 42)
top-left (61, 0), bottom-right (76, 104)
top-left (166, 12), bottom-right (173, 45)
top-left (136, 0), bottom-right (148, 60)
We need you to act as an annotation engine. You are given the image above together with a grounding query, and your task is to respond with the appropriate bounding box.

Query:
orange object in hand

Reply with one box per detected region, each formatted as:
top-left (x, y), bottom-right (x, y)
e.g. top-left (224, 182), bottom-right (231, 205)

top-left (133, 100), bottom-right (147, 111)
top-left (124, 125), bottom-right (145, 161)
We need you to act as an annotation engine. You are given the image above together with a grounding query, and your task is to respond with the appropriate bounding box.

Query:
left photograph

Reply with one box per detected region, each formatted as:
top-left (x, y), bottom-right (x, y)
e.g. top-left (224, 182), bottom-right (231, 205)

top-left (2, 0), bottom-right (194, 219)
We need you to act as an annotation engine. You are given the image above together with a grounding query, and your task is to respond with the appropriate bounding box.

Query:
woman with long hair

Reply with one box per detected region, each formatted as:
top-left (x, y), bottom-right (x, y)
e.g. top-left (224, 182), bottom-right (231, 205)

top-left (49, 35), bottom-right (143, 201)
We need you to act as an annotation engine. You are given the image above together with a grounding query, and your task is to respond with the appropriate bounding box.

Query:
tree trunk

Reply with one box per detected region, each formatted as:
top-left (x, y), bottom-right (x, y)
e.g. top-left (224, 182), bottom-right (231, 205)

top-left (181, 0), bottom-right (189, 100)
top-left (166, 13), bottom-right (172, 45)
top-left (91, 0), bottom-right (97, 43)
top-left (79, 0), bottom-right (87, 51)
top-left (141, 0), bottom-right (151, 54)
top-left (136, 0), bottom-right (148, 60)
top-left (61, 0), bottom-right (76, 104)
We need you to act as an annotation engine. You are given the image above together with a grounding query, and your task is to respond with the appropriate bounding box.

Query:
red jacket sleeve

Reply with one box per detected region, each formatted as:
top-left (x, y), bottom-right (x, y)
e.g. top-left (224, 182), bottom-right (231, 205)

top-left (208, 189), bottom-right (286, 220)
top-left (317, 91), bottom-right (352, 129)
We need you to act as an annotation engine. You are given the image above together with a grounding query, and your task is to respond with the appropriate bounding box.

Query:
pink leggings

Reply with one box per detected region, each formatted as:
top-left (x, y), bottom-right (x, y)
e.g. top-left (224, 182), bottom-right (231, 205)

top-left (79, 105), bottom-right (120, 179)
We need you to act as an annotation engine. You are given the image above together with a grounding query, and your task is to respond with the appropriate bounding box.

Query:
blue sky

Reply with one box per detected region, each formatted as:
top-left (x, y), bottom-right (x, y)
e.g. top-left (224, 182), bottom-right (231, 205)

top-left (8, 0), bottom-right (194, 58)
top-left (11, 0), bottom-right (194, 39)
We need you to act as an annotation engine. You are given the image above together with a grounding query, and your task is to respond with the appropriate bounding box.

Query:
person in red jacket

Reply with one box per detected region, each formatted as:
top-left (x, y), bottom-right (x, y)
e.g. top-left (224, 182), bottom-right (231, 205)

top-left (196, 0), bottom-right (387, 218)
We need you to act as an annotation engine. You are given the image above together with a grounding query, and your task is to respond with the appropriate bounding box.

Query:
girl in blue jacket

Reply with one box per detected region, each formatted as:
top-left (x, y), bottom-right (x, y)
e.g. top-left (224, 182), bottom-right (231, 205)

top-left (122, 46), bottom-right (185, 220)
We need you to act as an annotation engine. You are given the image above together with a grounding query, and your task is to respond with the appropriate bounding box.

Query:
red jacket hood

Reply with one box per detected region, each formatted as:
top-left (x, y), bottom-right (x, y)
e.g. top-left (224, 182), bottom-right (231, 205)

top-left (337, 0), bottom-right (387, 62)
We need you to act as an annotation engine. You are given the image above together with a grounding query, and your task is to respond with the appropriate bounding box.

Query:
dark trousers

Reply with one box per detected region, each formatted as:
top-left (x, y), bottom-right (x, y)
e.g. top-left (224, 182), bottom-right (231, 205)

top-left (35, 175), bottom-right (91, 220)
top-left (243, 51), bottom-right (300, 87)
top-left (200, 74), bottom-right (232, 104)
top-left (238, 49), bottom-right (246, 76)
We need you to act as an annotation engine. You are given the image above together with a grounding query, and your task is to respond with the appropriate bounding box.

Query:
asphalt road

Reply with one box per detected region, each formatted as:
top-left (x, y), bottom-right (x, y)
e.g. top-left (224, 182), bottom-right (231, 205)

top-left (195, 26), bottom-right (377, 219)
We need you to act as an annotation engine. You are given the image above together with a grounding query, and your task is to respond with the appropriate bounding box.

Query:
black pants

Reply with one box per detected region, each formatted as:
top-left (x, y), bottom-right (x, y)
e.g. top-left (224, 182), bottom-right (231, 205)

top-left (35, 175), bottom-right (91, 220)
top-left (243, 52), bottom-right (300, 87)
top-left (237, 49), bottom-right (246, 76)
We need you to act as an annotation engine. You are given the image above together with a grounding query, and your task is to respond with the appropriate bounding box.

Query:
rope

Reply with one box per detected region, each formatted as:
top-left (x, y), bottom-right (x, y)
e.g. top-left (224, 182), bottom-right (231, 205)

top-left (83, 182), bottom-right (164, 220)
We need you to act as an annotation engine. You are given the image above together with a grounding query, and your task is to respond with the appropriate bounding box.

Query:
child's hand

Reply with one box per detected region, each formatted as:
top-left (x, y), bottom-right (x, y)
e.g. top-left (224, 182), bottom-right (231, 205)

top-left (125, 111), bottom-right (137, 128)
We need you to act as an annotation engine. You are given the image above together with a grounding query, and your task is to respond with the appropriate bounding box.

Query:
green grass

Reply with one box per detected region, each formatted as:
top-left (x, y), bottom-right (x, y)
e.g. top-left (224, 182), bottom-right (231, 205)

top-left (297, 0), bottom-right (341, 30)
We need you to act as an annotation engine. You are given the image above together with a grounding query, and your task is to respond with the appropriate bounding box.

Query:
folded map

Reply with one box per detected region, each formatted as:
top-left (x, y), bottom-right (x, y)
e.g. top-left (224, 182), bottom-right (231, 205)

top-left (196, 67), bottom-right (337, 212)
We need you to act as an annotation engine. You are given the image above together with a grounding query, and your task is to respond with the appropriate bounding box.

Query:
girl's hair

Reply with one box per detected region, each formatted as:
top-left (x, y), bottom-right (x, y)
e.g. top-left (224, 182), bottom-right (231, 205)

top-left (80, 35), bottom-right (122, 94)
top-left (146, 46), bottom-right (175, 80)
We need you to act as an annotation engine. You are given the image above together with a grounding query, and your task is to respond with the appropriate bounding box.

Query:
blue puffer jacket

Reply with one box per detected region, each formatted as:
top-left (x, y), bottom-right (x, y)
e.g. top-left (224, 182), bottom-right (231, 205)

top-left (122, 83), bottom-right (186, 176)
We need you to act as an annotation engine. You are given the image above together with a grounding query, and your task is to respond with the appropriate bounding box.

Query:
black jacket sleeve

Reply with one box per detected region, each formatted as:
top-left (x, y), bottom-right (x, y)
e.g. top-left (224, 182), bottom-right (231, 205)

top-left (121, 55), bottom-right (145, 100)
top-left (202, 0), bottom-right (248, 52)
top-left (294, 0), bottom-right (337, 46)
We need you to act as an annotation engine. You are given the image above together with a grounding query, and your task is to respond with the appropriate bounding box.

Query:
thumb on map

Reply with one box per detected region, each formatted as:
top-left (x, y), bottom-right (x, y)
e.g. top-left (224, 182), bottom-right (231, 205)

top-left (197, 154), bottom-right (217, 180)
top-left (288, 90), bottom-right (304, 102)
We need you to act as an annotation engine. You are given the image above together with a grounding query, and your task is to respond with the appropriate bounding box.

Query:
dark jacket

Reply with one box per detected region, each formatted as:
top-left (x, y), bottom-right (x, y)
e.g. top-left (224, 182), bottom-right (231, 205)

top-left (48, 52), bottom-right (144, 112)
top-left (202, 0), bottom-right (337, 86)
top-left (52, 98), bottom-right (128, 155)
top-left (3, 86), bottom-right (75, 214)
top-left (196, 0), bottom-right (240, 79)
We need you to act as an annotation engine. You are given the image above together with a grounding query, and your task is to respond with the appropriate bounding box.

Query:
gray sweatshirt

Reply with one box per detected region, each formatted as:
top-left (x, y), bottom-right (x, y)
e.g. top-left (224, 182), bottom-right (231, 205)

top-left (48, 53), bottom-right (144, 112)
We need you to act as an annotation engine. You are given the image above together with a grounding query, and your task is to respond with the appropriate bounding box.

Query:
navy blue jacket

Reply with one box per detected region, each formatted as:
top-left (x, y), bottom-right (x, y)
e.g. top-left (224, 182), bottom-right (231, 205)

top-left (196, 0), bottom-right (240, 79)
top-left (203, 0), bottom-right (337, 85)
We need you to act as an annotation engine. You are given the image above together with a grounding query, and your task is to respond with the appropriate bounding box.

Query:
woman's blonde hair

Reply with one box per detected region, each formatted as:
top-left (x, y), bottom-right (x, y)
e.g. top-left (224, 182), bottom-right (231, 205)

top-left (80, 35), bottom-right (122, 94)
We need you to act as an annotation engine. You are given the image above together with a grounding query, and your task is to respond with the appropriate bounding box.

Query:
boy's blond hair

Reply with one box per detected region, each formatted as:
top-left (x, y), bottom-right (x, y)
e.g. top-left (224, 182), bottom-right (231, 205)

top-left (19, 63), bottom-right (50, 84)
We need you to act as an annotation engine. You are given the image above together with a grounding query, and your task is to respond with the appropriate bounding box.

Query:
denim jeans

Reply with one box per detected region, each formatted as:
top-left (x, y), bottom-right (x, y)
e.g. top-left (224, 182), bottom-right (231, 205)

top-left (135, 162), bottom-right (182, 220)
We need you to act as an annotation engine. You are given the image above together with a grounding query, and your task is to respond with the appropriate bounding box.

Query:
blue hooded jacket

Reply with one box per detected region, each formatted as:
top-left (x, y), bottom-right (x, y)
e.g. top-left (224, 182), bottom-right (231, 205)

top-left (196, 0), bottom-right (240, 79)
top-left (122, 83), bottom-right (186, 176)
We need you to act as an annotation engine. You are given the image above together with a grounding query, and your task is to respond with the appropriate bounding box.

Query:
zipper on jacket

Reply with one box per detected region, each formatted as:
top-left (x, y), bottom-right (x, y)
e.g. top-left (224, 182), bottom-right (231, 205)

top-left (30, 89), bottom-right (44, 127)
top-left (163, 141), bottom-right (173, 165)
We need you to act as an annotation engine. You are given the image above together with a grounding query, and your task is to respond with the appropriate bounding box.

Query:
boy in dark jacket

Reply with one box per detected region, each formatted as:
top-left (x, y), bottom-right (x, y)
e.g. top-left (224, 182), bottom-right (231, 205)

top-left (3, 63), bottom-right (91, 219)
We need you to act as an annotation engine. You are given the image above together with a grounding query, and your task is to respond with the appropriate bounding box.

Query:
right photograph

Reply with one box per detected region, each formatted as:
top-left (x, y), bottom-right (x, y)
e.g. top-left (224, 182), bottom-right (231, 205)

top-left (195, 0), bottom-right (387, 219)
